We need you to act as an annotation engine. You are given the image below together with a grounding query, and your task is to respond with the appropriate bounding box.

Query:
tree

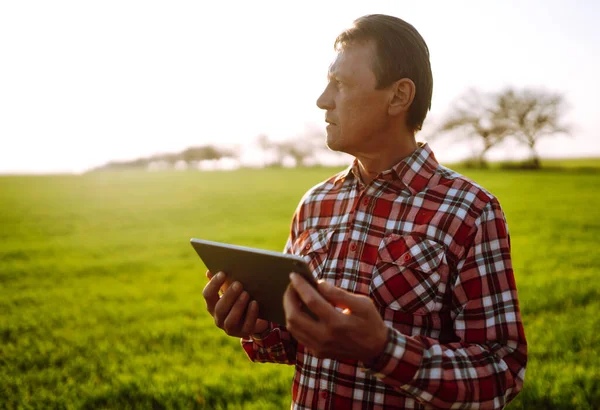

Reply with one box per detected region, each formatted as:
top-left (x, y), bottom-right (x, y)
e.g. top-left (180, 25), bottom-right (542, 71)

top-left (273, 141), bottom-right (311, 167)
top-left (254, 132), bottom-right (324, 167)
top-left (254, 134), bottom-right (282, 167)
top-left (256, 134), bottom-right (273, 152)
top-left (438, 89), bottom-right (510, 167)
top-left (181, 145), bottom-right (234, 162)
top-left (494, 88), bottom-right (570, 168)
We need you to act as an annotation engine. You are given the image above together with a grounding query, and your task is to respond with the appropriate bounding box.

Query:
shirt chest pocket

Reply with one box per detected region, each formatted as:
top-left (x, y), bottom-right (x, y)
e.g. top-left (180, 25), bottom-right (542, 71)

top-left (292, 228), bottom-right (334, 280)
top-left (370, 234), bottom-right (448, 315)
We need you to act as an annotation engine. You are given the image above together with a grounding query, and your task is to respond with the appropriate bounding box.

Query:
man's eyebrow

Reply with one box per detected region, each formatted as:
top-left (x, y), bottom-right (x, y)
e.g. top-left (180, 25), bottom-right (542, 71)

top-left (327, 70), bottom-right (345, 83)
top-left (327, 62), bottom-right (338, 82)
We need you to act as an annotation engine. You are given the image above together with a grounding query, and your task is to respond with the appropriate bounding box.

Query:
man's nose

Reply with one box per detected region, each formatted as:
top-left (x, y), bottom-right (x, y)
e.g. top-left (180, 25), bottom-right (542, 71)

top-left (316, 86), bottom-right (334, 111)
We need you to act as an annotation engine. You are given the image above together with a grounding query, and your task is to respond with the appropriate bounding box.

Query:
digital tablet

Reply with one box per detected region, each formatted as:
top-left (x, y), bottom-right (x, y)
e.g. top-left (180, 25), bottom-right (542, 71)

top-left (190, 238), bottom-right (317, 325)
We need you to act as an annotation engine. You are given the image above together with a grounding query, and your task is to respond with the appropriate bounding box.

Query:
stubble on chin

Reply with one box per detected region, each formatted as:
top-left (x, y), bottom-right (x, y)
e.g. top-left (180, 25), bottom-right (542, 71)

top-left (326, 129), bottom-right (344, 153)
top-left (326, 131), bottom-right (355, 156)
top-left (326, 137), bottom-right (343, 153)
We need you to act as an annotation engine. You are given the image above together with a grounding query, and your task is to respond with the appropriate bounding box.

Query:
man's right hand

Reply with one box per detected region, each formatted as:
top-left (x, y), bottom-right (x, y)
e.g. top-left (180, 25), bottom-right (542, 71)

top-left (202, 270), bottom-right (269, 338)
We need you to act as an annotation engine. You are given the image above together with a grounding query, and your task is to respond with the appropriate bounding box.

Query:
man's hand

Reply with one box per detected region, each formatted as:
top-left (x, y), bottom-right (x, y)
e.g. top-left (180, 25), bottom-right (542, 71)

top-left (202, 271), bottom-right (269, 338)
top-left (283, 273), bottom-right (389, 362)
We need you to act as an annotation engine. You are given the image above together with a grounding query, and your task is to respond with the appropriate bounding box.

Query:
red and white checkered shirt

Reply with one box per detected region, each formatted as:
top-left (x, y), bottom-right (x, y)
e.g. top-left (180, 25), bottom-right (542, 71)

top-left (241, 143), bottom-right (527, 409)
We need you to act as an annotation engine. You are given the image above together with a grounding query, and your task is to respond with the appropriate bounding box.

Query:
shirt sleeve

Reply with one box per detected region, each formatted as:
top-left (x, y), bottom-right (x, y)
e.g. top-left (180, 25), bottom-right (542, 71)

top-left (240, 205), bottom-right (303, 364)
top-left (241, 321), bottom-right (297, 364)
top-left (361, 198), bottom-right (528, 409)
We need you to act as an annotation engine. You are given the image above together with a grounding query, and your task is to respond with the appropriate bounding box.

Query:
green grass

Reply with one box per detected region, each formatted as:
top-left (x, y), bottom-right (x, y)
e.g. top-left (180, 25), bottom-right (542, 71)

top-left (446, 156), bottom-right (600, 171)
top-left (539, 157), bottom-right (600, 169)
top-left (1, 164), bottom-right (599, 409)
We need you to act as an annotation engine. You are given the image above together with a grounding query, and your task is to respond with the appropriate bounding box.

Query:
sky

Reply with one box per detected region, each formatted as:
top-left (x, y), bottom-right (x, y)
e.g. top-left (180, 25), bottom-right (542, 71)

top-left (1, 0), bottom-right (599, 173)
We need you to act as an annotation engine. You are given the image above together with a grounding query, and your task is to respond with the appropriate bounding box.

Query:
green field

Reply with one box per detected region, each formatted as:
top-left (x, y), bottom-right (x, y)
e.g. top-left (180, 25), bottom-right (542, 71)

top-left (1, 163), bottom-right (599, 409)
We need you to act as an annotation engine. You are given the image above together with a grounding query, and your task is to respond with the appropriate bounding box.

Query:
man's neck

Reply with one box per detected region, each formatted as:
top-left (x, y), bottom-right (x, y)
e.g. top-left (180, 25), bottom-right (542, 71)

top-left (355, 135), bottom-right (418, 186)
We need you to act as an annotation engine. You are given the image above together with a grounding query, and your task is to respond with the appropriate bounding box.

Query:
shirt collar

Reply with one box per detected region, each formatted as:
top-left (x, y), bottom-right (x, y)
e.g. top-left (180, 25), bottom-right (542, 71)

top-left (333, 142), bottom-right (439, 195)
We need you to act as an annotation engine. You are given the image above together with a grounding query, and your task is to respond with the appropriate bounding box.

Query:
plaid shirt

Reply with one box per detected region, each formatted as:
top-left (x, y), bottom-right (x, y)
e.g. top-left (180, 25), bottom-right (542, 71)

top-left (241, 143), bottom-right (527, 409)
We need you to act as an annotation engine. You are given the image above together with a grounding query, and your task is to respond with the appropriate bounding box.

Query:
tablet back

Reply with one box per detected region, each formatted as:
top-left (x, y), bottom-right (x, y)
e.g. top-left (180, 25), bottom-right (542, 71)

top-left (191, 238), bottom-right (316, 325)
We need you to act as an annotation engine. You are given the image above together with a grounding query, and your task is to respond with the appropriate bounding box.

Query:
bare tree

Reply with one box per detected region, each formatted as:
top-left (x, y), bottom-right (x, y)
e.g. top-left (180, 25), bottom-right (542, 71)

top-left (274, 141), bottom-right (311, 167)
top-left (438, 89), bottom-right (510, 167)
top-left (254, 134), bottom-right (282, 166)
top-left (255, 131), bottom-right (325, 167)
top-left (494, 88), bottom-right (570, 168)
top-left (181, 145), bottom-right (235, 162)
top-left (256, 134), bottom-right (273, 152)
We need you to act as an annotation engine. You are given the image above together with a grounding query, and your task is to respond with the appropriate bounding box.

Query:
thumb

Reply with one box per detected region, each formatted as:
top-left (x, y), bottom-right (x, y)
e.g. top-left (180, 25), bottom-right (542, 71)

top-left (318, 280), bottom-right (358, 311)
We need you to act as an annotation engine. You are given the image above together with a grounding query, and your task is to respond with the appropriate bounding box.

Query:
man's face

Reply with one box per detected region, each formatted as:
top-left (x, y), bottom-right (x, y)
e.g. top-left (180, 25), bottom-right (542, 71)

top-left (316, 41), bottom-right (391, 155)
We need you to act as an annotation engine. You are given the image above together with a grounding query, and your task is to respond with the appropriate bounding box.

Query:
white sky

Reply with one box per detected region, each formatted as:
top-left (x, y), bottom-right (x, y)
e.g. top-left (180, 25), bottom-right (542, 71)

top-left (1, 0), bottom-right (599, 173)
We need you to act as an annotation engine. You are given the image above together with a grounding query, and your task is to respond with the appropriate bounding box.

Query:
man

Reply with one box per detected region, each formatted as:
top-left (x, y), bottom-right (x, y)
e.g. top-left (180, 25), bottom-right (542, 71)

top-left (203, 14), bottom-right (527, 409)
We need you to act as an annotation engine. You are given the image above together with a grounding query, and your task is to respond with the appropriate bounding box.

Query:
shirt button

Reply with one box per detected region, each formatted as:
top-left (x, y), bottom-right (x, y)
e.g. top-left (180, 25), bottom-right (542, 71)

top-left (321, 391), bottom-right (328, 399)
top-left (350, 243), bottom-right (357, 251)
top-left (403, 253), bottom-right (411, 262)
top-left (362, 198), bottom-right (369, 206)
top-left (304, 243), bottom-right (311, 251)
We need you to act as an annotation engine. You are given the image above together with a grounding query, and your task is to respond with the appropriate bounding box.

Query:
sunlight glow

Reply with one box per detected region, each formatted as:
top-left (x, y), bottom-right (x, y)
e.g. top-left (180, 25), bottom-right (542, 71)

top-left (0, 0), bottom-right (598, 173)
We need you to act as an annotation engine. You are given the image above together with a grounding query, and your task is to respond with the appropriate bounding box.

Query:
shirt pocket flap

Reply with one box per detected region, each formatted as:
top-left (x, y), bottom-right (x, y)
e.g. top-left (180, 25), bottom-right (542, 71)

top-left (371, 234), bottom-right (447, 315)
top-left (295, 228), bottom-right (335, 256)
top-left (292, 228), bottom-right (335, 280)
top-left (378, 234), bottom-right (445, 273)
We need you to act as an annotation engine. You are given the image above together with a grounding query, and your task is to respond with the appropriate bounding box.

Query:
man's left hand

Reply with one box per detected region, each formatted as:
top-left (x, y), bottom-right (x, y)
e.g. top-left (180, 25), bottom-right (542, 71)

top-left (283, 273), bottom-right (389, 362)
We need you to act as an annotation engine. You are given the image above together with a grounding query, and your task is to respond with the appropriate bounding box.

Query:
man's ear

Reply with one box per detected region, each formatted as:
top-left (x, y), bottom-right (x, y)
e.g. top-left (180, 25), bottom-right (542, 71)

top-left (388, 78), bottom-right (416, 116)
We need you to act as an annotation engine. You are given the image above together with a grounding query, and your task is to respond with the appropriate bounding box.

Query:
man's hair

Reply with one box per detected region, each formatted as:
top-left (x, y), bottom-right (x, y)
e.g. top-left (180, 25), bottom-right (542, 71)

top-left (334, 14), bottom-right (433, 132)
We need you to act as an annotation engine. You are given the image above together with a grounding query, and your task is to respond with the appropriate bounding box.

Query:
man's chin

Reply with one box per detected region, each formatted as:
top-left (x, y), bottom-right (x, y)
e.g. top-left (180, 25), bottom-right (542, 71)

top-left (326, 134), bottom-right (342, 152)
top-left (326, 136), bottom-right (351, 156)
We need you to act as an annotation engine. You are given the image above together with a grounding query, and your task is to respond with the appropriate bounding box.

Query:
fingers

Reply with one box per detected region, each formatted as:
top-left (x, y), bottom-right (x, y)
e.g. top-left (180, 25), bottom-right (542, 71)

top-left (214, 280), bottom-right (244, 327)
top-left (206, 271), bottom-right (230, 294)
top-left (204, 270), bottom-right (267, 338)
top-left (283, 282), bottom-right (304, 321)
top-left (289, 273), bottom-right (335, 320)
top-left (283, 284), bottom-right (312, 335)
top-left (283, 282), bottom-right (325, 346)
top-left (317, 280), bottom-right (364, 312)
top-left (202, 271), bottom-right (227, 315)
top-left (222, 290), bottom-right (250, 334)
top-left (240, 300), bottom-right (261, 336)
